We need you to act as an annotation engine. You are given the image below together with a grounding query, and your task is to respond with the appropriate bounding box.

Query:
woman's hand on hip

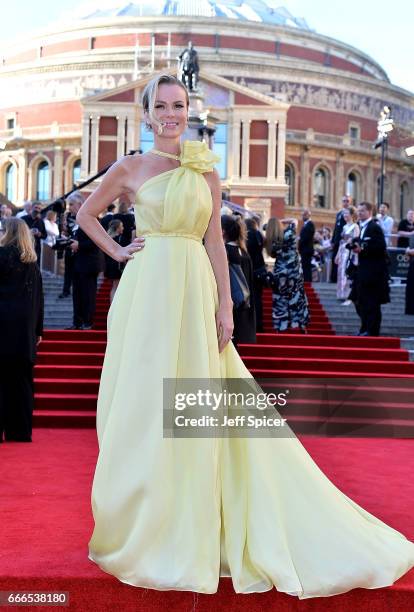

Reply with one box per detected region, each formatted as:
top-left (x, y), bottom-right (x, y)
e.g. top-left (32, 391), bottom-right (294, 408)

top-left (216, 305), bottom-right (234, 353)
top-left (114, 236), bottom-right (146, 262)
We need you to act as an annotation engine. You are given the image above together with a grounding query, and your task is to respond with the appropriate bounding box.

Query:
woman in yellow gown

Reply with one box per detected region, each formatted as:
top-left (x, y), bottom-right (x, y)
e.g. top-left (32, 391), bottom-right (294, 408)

top-left (76, 74), bottom-right (414, 598)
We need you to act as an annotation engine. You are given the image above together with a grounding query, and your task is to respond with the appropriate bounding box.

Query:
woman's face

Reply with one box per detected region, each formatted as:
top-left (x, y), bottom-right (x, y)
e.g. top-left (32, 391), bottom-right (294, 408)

top-left (147, 84), bottom-right (188, 138)
top-left (343, 210), bottom-right (351, 223)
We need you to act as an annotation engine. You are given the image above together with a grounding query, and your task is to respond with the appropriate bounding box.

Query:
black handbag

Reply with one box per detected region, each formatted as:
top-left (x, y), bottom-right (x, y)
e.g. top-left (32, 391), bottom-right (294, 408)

top-left (229, 263), bottom-right (251, 310)
top-left (254, 265), bottom-right (276, 289)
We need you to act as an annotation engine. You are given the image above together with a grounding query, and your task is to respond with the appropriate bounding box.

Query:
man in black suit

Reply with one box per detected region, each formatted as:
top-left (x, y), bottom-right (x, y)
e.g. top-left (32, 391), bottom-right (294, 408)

top-left (298, 209), bottom-right (315, 282)
top-left (22, 201), bottom-right (47, 263)
top-left (350, 202), bottom-right (390, 336)
top-left (330, 195), bottom-right (351, 282)
top-left (65, 193), bottom-right (102, 330)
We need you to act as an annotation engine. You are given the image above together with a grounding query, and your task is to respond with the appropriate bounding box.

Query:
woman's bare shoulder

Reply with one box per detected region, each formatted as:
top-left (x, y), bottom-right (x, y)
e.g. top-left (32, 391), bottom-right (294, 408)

top-left (110, 153), bottom-right (149, 191)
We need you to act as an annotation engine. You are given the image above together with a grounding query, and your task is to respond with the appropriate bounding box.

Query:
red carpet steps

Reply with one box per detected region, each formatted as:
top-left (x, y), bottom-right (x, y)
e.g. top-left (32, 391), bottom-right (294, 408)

top-left (34, 282), bottom-right (414, 437)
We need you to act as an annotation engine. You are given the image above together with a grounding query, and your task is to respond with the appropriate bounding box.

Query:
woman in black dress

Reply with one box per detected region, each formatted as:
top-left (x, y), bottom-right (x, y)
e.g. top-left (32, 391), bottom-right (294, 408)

top-left (221, 214), bottom-right (256, 347)
top-left (104, 219), bottom-right (125, 303)
top-left (266, 217), bottom-right (310, 332)
top-left (245, 216), bottom-right (265, 332)
top-left (0, 218), bottom-right (44, 442)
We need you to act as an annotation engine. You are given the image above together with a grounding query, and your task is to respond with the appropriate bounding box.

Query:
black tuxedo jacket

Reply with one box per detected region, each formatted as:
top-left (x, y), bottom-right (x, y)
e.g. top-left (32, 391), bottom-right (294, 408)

top-left (355, 219), bottom-right (389, 303)
top-left (72, 226), bottom-right (102, 275)
top-left (299, 220), bottom-right (315, 256)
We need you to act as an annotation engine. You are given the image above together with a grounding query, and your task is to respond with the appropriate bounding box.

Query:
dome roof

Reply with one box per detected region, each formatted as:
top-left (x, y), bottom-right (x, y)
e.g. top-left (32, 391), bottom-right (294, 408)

top-left (75, 1), bottom-right (311, 29)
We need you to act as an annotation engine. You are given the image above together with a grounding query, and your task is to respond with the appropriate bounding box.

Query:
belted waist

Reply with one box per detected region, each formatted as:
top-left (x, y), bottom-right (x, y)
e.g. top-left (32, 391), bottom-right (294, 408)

top-left (141, 232), bottom-right (202, 243)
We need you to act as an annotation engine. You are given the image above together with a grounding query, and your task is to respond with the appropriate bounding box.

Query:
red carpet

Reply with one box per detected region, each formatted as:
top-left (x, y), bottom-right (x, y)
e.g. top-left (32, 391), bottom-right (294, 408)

top-left (3, 281), bottom-right (414, 610)
top-left (33, 283), bottom-right (414, 436)
top-left (1, 430), bottom-right (413, 611)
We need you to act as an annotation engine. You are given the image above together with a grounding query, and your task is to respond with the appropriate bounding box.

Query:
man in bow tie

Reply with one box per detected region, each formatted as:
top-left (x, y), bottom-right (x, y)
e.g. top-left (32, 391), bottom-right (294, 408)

top-left (349, 202), bottom-right (390, 336)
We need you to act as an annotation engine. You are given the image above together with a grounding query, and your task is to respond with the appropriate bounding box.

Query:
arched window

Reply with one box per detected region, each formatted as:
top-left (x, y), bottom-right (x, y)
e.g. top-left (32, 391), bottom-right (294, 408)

top-left (346, 171), bottom-right (359, 204)
top-left (400, 181), bottom-right (410, 217)
top-left (72, 159), bottom-right (81, 185)
top-left (284, 163), bottom-right (295, 206)
top-left (5, 163), bottom-right (16, 202)
top-left (36, 160), bottom-right (50, 200)
top-left (313, 166), bottom-right (329, 208)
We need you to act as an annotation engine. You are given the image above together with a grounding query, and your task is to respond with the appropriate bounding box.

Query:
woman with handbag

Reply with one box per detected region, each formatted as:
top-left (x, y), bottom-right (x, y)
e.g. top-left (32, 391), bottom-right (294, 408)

top-left (221, 214), bottom-right (256, 346)
top-left (266, 217), bottom-right (309, 332)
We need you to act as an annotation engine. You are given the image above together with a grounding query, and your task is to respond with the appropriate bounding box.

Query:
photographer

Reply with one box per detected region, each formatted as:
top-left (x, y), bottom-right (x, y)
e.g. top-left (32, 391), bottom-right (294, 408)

top-left (349, 202), bottom-right (390, 336)
top-left (21, 201), bottom-right (47, 263)
top-left (65, 192), bottom-right (102, 330)
top-left (58, 194), bottom-right (80, 298)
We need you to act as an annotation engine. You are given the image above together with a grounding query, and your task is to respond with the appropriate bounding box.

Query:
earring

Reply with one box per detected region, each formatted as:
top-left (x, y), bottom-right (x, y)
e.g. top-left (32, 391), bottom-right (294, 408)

top-left (157, 123), bottom-right (163, 136)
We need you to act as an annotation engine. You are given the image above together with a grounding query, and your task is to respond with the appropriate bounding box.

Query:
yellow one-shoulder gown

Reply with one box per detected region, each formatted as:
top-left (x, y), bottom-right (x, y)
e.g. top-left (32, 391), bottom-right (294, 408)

top-left (88, 140), bottom-right (414, 598)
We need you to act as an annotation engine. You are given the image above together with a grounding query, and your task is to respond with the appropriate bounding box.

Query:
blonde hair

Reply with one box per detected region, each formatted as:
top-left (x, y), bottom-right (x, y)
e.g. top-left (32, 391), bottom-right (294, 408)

top-left (142, 74), bottom-right (189, 133)
top-left (265, 217), bottom-right (284, 256)
top-left (0, 217), bottom-right (37, 263)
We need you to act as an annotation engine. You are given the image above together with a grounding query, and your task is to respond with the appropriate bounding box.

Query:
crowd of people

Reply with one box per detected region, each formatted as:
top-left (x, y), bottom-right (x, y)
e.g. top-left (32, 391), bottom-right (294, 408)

top-left (2, 189), bottom-right (414, 441)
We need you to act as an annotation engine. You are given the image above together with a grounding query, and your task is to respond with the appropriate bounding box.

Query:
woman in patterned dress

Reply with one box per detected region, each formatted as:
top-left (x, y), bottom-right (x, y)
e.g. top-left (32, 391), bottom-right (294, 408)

top-left (266, 217), bottom-right (310, 332)
top-left (334, 206), bottom-right (359, 304)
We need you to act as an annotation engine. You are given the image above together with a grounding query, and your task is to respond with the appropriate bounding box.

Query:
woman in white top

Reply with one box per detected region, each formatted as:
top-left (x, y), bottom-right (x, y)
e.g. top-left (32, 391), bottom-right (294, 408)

top-left (335, 206), bottom-right (359, 302)
top-left (43, 211), bottom-right (60, 246)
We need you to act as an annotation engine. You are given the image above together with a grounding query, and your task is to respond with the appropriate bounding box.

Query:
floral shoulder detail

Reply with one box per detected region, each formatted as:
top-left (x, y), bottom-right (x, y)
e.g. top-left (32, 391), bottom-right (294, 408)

top-left (180, 140), bottom-right (221, 173)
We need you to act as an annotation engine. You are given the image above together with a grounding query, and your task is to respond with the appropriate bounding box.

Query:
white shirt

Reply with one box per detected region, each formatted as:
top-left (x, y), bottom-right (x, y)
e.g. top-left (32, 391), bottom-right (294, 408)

top-left (359, 217), bottom-right (372, 240)
top-left (377, 214), bottom-right (394, 246)
top-left (43, 219), bottom-right (60, 246)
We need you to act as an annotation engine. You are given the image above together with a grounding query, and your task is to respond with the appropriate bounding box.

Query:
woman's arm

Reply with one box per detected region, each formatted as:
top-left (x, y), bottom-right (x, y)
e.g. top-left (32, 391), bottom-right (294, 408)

top-left (76, 159), bottom-right (144, 263)
top-left (203, 169), bottom-right (234, 352)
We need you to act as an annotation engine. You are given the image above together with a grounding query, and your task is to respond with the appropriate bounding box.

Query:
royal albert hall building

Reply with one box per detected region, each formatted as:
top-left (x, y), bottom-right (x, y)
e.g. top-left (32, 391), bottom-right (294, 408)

top-left (1, 0), bottom-right (414, 224)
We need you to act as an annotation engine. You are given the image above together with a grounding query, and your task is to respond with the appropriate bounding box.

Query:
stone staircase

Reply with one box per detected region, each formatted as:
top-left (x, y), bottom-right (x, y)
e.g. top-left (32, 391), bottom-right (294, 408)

top-left (313, 281), bottom-right (414, 348)
top-left (42, 272), bottom-right (104, 329)
top-left (41, 272), bottom-right (73, 329)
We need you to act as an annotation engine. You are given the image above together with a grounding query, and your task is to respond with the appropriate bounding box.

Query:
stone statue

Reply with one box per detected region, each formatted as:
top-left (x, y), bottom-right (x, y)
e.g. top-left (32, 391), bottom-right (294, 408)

top-left (177, 41), bottom-right (199, 92)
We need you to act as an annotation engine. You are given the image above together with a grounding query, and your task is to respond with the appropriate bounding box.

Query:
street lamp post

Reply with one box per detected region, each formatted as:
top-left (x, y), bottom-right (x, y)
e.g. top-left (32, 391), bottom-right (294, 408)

top-left (374, 105), bottom-right (394, 206)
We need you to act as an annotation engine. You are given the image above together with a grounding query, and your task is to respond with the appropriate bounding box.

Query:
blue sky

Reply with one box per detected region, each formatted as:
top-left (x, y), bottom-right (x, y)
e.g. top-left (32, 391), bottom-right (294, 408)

top-left (1, 1), bottom-right (413, 93)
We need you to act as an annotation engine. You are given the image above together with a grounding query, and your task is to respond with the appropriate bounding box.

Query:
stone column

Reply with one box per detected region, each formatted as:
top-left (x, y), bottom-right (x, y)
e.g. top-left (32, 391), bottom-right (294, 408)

top-left (276, 120), bottom-right (286, 182)
top-left (300, 147), bottom-right (310, 206)
top-left (53, 146), bottom-right (63, 197)
top-left (16, 148), bottom-right (27, 204)
top-left (267, 120), bottom-right (277, 180)
top-left (231, 117), bottom-right (241, 179)
top-left (81, 115), bottom-right (90, 178)
top-left (90, 115), bottom-right (100, 174)
top-left (117, 114), bottom-right (126, 159)
top-left (241, 119), bottom-right (250, 180)
top-left (335, 152), bottom-right (344, 208)
top-left (366, 163), bottom-right (375, 203)
top-left (127, 114), bottom-right (139, 153)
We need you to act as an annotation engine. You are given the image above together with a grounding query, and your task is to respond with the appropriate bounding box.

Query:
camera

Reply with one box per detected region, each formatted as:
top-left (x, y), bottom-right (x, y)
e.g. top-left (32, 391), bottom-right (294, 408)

top-left (52, 236), bottom-right (74, 259)
top-left (345, 237), bottom-right (361, 251)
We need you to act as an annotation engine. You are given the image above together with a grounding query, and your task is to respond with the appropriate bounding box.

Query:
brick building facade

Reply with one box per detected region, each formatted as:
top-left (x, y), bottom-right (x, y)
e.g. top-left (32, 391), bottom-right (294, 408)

top-left (0, 3), bottom-right (413, 224)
